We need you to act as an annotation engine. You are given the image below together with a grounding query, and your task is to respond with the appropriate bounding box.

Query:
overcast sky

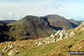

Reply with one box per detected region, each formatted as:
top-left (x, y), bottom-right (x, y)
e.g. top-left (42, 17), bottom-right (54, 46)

top-left (0, 0), bottom-right (84, 20)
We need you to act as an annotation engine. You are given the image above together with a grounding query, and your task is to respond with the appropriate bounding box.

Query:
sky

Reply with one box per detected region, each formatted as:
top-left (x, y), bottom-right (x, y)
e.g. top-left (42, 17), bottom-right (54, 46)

top-left (0, 0), bottom-right (84, 20)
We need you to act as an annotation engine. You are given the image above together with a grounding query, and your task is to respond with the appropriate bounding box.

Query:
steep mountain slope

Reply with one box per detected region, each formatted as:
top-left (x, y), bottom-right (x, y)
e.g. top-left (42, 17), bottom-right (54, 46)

top-left (69, 19), bottom-right (81, 25)
top-left (0, 15), bottom-right (82, 42)
top-left (5, 15), bottom-right (82, 40)
top-left (43, 15), bottom-right (75, 29)
top-left (8, 15), bottom-right (56, 40)
top-left (0, 22), bottom-right (84, 56)
top-left (69, 19), bottom-right (82, 28)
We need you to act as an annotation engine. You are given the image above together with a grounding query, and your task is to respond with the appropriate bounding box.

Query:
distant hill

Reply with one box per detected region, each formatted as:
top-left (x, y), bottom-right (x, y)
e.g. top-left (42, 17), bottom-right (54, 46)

top-left (69, 19), bottom-right (80, 25)
top-left (0, 15), bottom-right (84, 56)
top-left (8, 15), bottom-right (56, 40)
top-left (0, 20), bottom-right (16, 24)
top-left (0, 14), bottom-right (82, 42)
top-left (0, 19), bottom-right (84, 56)
top-left (68, 19), bottom-right (82, 28)
top-left (7, 15), bottom-right (82, 40)
top-left (42, 15), bottom-right (79, 29)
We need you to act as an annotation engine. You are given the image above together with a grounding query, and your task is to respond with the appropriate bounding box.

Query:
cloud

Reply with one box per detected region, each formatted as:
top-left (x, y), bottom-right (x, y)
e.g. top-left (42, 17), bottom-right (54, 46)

top-left (0, 0), bottom-right (63, 20)
top-left (0, 0), bottom-right (26, 2)
top-left (0, 0), bottom-right (84, 20)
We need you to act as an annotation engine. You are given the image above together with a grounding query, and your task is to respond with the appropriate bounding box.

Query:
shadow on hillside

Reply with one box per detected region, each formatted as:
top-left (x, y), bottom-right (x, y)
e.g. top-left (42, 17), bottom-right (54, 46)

top-left (41, 17), bottom-right (63, 30)
top-left (0, 34), bottom-right (16, 43)
top-left (69, 22), bottom-right (78, 28)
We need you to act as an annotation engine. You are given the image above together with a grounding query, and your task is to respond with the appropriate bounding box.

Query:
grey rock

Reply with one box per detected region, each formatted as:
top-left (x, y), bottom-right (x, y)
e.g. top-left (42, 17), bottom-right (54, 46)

top-left (14, 49), bottom-right (19, 54)
top-left (37, 42), bottom-right (42, 47)
top-left (69, 31), bottom-right (76, 37)
top-left (1, 46), bottom-right (8, 53)
top-left (8, 50), bottom-right (14, 56)
top-left (8, 44), bottom-right (13, 48)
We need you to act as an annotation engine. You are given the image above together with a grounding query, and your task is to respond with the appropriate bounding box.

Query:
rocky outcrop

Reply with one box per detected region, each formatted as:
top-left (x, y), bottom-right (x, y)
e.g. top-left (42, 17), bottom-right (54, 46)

top-left (0, 43), bottom-right (20, 56)
top-left (69, 31), bottom-right (76, 37)
top-left (36, 30), bottom-right (76, 46)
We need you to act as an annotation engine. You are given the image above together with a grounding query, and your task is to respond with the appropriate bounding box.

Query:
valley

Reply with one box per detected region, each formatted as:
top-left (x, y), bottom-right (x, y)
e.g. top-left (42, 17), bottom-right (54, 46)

top-left (0, 15), bottom-right (84, 56)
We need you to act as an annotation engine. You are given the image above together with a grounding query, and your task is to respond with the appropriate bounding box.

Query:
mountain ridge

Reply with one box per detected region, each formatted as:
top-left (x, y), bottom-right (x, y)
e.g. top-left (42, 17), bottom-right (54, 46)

top-left (0, 14), bottom-right (82, 42)
top-left (0, 20), bottom-right (84, 56)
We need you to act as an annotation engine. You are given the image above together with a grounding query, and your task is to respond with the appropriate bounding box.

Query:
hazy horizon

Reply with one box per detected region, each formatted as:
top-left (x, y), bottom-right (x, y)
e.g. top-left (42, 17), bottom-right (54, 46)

top-left (0, 0), bottom-right (84, 20)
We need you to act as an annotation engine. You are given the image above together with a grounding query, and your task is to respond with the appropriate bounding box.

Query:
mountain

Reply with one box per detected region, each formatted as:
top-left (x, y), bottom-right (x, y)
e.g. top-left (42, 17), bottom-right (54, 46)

top-left (0, 15), bottom-right (81, 41)
top-left (0, 15), bottom-right (84, 56)
top-left (69, 19), bottom-right (80, 25)
top-left (0, 21), bottom-right (84, 56)
top-left (68, 19), bottom-right (82, 28)
top-left (77, 20), bottom-right (84, 24)
top-left (70, 19), bottom-right (83, 25)
top-left (8, 15), bottom-right (56, 40)
top-left (0, 20), bottom-right (16, 24)
top-left (42, 15), bottom-right (78, 29)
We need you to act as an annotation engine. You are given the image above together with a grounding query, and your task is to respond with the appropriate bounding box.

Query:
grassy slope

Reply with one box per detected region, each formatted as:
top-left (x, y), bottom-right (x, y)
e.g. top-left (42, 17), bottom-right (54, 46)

top-left (16, 28), bottom-right (84, 56)
top-left (0, 30), bottom-right (84, 56)
top-left (8, 21), bottom-right (28, 40)
top-left (1, 22), bottom-right (84, 56)
top-left (8, 17), bottom-right (56, 40)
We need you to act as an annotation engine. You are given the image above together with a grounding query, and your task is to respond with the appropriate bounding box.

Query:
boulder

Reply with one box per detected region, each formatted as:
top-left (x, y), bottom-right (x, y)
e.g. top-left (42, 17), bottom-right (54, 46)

top-left (43, 40), bottom-right (47, 44)
top-left (1, 46), bottom-right (8, 53)
top-left (69, 31), bottom-right (76, 37)
top-left (14, 49), bottom-right (19, 54)
top-left (37, 42), bottom-right (42, 47)
top-left (8, 49), bottom-right (19, 56)
top-left (59, 32), bottom-right (63, 40)
top-left (35, 42), bottom-right (38, 45)
top-left (8, 50), bottom-right (14, 56)
top-left (8, 44), bottom-right (13, 48)
top-left (50, 34), bottom-right (54, 38)
top-left (54, 30), bottom-right (61, 36)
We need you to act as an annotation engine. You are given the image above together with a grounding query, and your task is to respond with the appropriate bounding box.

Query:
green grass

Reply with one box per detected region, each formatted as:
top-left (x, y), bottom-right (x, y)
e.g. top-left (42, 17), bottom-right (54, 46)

top-left (1, 23), bottom-right (84, 56)
top-left (16, 29), bottom-right (84, 56)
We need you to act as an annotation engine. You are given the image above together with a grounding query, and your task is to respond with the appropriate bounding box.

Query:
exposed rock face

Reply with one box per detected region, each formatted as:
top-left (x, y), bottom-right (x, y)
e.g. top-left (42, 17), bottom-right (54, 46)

top-left (8, 49), bottom-right (19, 56)
top-left (36, 30), bottom-right (76, 46)
top-left (8, 50), bottom-right (14, 56)
top-left (69, 31), bottom-right (76, 37)
top-left (36, 42), bottom-right (42, 47)
top-left (0, 43), bottom-right (20, 56)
